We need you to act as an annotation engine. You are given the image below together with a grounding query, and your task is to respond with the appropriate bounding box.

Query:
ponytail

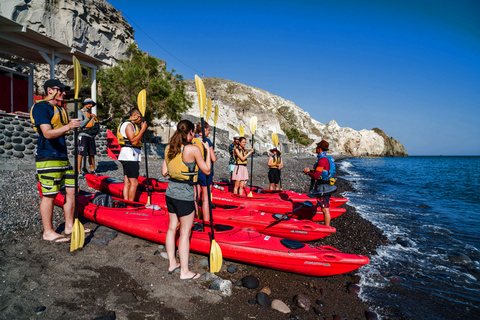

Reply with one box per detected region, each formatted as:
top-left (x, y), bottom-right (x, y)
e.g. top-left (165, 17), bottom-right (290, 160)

top-left (167, 120), bottom-right (194, 161)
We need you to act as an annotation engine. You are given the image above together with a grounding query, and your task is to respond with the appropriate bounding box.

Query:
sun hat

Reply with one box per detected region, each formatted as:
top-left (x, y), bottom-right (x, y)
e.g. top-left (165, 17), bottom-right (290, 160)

top-left (82, 98), bottom-right (96, 106)
top-left (269, 147), bottom-right (281, 155)
top-left (316, 140), bottom-right (329, 151)
top-left (233, 134), bottom-right (240, 139)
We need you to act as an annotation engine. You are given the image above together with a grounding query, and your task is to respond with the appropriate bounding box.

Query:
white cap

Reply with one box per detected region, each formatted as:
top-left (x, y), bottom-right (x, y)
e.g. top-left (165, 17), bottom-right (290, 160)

top-left (233, 134), bottom-right (240, 139)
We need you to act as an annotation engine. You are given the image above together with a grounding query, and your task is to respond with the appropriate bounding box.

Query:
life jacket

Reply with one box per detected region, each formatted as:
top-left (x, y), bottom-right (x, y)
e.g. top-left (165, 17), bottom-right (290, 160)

top-left (165, 143), bottom-right (198, 184)
top-left (234, 146), bottom-right (248, 165)
top-left (117, 120), bottom-right (143, 148)
top-left (270, 155), bottom-right (281, 169)
top-left (314, 152), bottom-right (336, 184)
top-left (79, 108), bottom-right (100, 136)
top-left (192, 136), bottom-right (205, 158)
top-left (30, 102), bottom-right (69, 134)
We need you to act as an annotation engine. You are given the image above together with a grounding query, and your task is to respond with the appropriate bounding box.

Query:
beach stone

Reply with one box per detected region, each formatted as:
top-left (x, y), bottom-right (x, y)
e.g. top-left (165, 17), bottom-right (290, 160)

top-left (448, 252), bottom-right (472, 265)
top-left (6, 150), bottom-right (13, 155)
top-left (93, 310), bottom-right (116, 320)
top-left (5, 137), bottom-right (11, 142)
top-left (315, 300), bottom-right (325, 307)
top-left (21, 132), bottom-right (29, 138)
top-left (247, 299), bottom-right (256, 305)
top-left (160, 252), bottom-right (168, 259)
top-left (227, 264), bottom-right (237, 273)
top-left (15, 125), bottom-right (24, 132)
top-left (24, 149), bottom-right (33, 155)
top-left (0, 149), bottom-right (4, 154)
top-left (199, 259), bottom-right (209, 266)
top-left (153, 250), bottom-right (160, 255)
top-left (12, 132), bottom-right (20, 137)
top-left (209, 278), bottom-right (233, 296)
top-left (204, 272), bottom-right (217, 281)
top-left (365, 310), bottom-right (378, 320)
top-left (0, 124), bottom-right (4, 130)
top-left (348, 283), bottom-right (361, 294)
top-left (320, 288), bottom-right (327, 296)
top-left (89, 226), bottom-right (118, 245)
top-left (3, 131), bottom-right (12, 137)
top-left (259, 286), bottom-right (271, 295)
top-left (27, 144), bottom-right (36, 150)
top-left (293, 294), bottom-right (310, 311)
top-left (241, 275), bottom-right (259, 289)
top-left (13, 144), bottom-right (25, 151)
top-left (30, 133), bottom-right (39, 139)
top-left (6, 125), bottom-right (14, 131)
top-left (35, 306), bottom-right (46, 314)
top-left (0, 141), bottom-right (3, 146)
top-left (0, 134), bottom-right (3, 139)
top-left (256, 292), bottom-right (270, 307)
top-left (13, 151), bottom-right (24, 158)
top-left (12, 120), bottom-right (19, 125)
top-left (236, 280), bottom-right (243, 286)
top-left (157, 244), bottom-right (164, 249)
top-left (271, 299), bottom-right (290, 313)
top-left (312, 307), bottom-right (323, 316)
top-left (26, 127), bottom-right (35, 133)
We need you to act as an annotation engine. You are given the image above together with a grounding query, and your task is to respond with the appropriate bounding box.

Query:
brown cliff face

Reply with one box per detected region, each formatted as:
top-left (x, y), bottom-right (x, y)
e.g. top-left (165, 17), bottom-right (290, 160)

top-left (372, 128), bottom-right (408, 157)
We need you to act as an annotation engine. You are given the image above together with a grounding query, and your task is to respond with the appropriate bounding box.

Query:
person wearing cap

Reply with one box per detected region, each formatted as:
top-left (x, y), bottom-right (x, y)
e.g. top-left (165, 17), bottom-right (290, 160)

top-left (267, 147), bottom-right (283, 190)
top-left (30, 79), bottom-right (82, 243)
top-left (78, 98), bottom-right (100, 174)
top-left (302, 140), bottom-right (332, 227)
top-left (228, 134), bottom-right (240, 181)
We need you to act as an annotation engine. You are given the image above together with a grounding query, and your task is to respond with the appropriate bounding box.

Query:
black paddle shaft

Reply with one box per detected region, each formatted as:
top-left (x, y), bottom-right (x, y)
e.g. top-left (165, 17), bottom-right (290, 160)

top-left (249, 134), bottom-right (254, 191)
top-left (142, 127), bottom-right (150, 200)
top-left (73, 99), bottom-right (79, 220)
top-left (200, 118), bottom-right (215, 241)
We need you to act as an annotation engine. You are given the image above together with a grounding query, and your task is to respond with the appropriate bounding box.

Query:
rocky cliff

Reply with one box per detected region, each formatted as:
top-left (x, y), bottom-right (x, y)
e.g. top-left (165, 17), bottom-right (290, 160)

top-left (183, 78), bottom-right (408, 157)
top-left (1, 0), bottom-right (135, 65)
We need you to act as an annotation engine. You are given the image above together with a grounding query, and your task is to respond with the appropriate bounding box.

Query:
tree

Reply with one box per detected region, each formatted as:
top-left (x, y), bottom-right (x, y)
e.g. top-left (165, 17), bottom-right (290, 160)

top-left (97, 43), bottom-right (192, 132)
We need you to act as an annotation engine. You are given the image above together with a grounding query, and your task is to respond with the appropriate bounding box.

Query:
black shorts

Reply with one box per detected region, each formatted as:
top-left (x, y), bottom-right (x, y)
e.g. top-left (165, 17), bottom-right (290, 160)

top-left (120, 161), bottom-right (139, 179)
top-left (165, 195), bottom-right (195, 218)
top-left (268, 168), bottom-right (281, 184)
top-left (78, 135), bottom-right (97, 156)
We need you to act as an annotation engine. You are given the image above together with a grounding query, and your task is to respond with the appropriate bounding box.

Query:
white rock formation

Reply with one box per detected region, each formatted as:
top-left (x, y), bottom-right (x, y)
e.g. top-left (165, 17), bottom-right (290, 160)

top-left (184, 78), bottom-right (408, 157)
top-left (0, 0), bottom-right (135, 65)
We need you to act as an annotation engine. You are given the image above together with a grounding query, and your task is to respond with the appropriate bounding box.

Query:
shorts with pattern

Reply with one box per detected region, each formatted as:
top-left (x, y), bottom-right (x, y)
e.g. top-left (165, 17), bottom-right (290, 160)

top-left (36, 159), bottom-right (74, 196)
top-left (78, 135), bottom-right (97, 156)
top-left (316, 195), bottom-right (331, 208)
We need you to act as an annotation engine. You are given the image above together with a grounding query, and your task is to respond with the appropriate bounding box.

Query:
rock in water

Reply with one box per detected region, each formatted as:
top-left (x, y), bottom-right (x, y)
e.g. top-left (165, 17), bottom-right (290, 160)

top-left (241, 275), bottom-right (259, 289)
top-left (271, 299), bottom-right (291, 313)
top-left (293, 294), bottom-right (311, 311)
top-left (256, 292), bottom-right (270, 307)
top-left (448, 252), bottom-right (472, 265)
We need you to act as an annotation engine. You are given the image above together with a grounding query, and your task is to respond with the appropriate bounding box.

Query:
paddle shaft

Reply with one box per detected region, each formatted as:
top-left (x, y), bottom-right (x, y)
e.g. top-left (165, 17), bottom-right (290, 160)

top-left (143, 133), bottom-right (151, 203)
top-left (201, 118), bottom-right (215, 241)
top-left (249, 134), bottom-right (254, 191)
top-left (73, 99), bottom-right (79, 220)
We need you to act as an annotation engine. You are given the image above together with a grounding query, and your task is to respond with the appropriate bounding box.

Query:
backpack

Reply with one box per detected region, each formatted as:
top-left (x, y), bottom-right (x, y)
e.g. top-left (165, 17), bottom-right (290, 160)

top-left (319, 154), bottom-right (336, 180)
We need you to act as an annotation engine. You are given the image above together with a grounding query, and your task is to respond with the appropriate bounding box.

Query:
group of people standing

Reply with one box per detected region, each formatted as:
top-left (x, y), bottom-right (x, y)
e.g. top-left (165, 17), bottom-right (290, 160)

top-left (32, 78), bottom-right (334, 280)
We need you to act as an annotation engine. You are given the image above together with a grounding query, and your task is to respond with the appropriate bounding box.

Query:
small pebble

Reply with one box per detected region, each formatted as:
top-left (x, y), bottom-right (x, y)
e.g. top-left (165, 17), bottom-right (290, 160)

top-left (271, 299), bottom-right (291, 313)
top-left (35, 306), bottom-right (46, 314)
top-left (312, 306), bottom-right (323, 316)
top-left (241, 275), bottom-right (259, 289)
top-left (365, 310), bottom-right (378, 320)
top-left (135, 258), bottom-right (146, 263)
top-left (227, 264), bottom-right (238, 273)
top-left (199, 259), bottom-right (209, 266)
top-left (348, 283), bottom-right (361, 294)
top-left (134, 245), bottom-right (141, 249)
top-left (157, 244), bottom-right (164, 249)
top-left (153, 250), bottom-right (160, 255)
top-left (248, 299), bottom-right (256, 305)
top-left (256, 292), bottom-right (270, 307)
top-left (315, 299), bottom-right (325, 307)
top-left (160, 252), bottom-right (168, 259)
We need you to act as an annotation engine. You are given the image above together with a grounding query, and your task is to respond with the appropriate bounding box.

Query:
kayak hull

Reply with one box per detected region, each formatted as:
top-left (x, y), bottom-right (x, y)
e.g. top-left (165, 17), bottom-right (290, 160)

top-left (85, 174), bottom-right (336, 241)
top-left (41, 184), bottom-right (369, 277)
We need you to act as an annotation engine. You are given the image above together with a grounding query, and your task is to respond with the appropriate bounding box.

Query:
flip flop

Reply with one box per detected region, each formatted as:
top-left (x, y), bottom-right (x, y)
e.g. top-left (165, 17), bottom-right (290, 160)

top-left (46, 236), bottom-right (70, 244)
top-left (64, 228), bottom-right (92, 236)
top-left (180, 273), bottom-right (202, 281)
top-left (168, 266), bottom-right (181, 274)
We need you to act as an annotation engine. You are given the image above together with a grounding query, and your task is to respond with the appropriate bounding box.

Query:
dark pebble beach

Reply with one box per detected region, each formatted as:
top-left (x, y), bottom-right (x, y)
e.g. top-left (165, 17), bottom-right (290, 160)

top-left (0, 152), bottom-right (389, 320)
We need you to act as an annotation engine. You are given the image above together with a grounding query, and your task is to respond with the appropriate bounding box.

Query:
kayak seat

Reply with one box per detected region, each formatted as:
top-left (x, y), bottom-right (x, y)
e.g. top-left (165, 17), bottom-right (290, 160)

top-left (105, 177), bottom-right (124, 184)
top-left (215, 224), bottom-right (234, 232)
top-left (91, 193), bottom-right (115, 208)
top-left (192, 222), bottom-right (204, 232)
top-left (272, 213), bottom-right (290, 221)
top-left (280, 239), bottom-right (305, 250)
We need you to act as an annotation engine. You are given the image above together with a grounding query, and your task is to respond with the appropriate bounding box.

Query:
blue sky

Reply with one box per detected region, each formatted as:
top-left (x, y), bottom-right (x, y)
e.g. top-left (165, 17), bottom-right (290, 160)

top-left (108, 0), bottom-right (480, 155)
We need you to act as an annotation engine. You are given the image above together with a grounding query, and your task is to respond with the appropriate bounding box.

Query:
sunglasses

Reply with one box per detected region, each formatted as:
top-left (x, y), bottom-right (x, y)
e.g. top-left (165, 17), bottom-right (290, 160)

top-left (51, 87), bottom-right (66, 93)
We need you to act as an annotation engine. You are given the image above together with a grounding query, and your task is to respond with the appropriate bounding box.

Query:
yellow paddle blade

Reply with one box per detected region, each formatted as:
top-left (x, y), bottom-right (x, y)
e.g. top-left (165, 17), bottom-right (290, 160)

top-left (70, 218), bottom-right (85, 252)
top-left (209, 240), bottom-right (223, 273)
top-left (206, 98), bottom-right (212, 122)
top-left (73, 56), bottom-right (81, 100)
top-left (239, 125), bottom-right (245, 137)
top-left (137, 89), bottom-right (147, 116)
top-left (247, 191), bottom-right (253, 197)
top-left (249, 116), bottom-right (257, 134)
top-left (214, 104), bottom-right (219, 126)
top-left (195, 75), bottom-right (206, 117)
top-left (272, 133), bottom-right (279, 147)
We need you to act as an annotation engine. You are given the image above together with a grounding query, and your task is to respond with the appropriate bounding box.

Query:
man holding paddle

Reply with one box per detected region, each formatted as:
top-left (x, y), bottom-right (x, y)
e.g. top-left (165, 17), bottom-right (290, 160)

top-left (31, 79), bottom-right (81, 243)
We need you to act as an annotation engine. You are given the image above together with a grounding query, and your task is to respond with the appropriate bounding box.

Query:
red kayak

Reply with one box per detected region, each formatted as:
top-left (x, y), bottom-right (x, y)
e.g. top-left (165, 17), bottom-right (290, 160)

top-left (85, 174), bottom-right (336, 241)
top-left (211, 181), bottom-right (348, 207)
top-left (137, 177), bottom-right (347, 207)
top-left (39, 184), bottom-right (369, 276)
top-left (87, 174), bottom-right (345, 222)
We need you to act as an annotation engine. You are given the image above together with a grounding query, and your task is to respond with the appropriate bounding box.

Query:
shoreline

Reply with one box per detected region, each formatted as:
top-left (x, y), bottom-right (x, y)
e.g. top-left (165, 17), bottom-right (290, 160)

top-left (0, 154), bottom-right (389, 319)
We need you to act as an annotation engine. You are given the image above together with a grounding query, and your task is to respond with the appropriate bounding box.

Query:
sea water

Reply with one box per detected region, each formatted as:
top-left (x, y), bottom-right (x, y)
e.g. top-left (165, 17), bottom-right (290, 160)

top-left (339, 156), bottom-right (480, 320)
